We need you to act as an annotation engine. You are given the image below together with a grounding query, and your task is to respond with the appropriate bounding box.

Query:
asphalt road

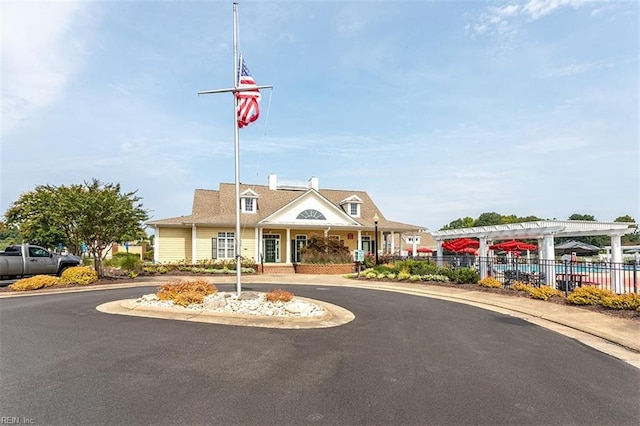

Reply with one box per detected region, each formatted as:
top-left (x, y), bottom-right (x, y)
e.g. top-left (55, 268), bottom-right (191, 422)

top-left (1, 284), bottom-right (638, 425)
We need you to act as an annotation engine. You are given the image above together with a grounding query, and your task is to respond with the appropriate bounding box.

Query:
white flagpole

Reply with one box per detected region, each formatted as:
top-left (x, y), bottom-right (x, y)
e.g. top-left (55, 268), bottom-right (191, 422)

top-left (197, 1), bottom-right (273, 297)
top-left (233, 2), bottom-right (242, 295)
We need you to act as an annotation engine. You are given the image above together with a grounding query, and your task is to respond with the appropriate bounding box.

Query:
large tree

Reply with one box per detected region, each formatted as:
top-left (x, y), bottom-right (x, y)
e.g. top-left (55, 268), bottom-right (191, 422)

top-left (4, 179), bottom-right (149, 276)
top-left (615, 215), bottom-right (639, 245)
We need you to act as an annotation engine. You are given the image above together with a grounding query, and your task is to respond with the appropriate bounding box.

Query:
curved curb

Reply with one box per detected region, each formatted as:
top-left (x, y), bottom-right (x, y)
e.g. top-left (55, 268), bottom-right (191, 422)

top-left (96, 296), bottom-right (355, 329)
top-left (345, 282), bottom-right (640, 354)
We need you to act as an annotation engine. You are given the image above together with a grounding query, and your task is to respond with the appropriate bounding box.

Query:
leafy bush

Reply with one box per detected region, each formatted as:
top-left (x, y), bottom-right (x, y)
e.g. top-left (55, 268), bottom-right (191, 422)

top-left (528, 286), bottom-right (563, 301)
top-left (115, 253), bottom-right (141, 272)
top-left (392, 260), bottom-right (440, 276)
top-left (156, 279), bottom-right (217, 307)
top-left (449, 268), bottom-right (479, 284)
top-left (265, 289), bottom-right (294, 303)
top-left (478, 277), bottom-right (502, 288)
top-left (567, 287), bottom-right (614, 306)
top-left (300, 234), bottom-right (353, 264)
top-left (10, 275), bottom-right (61, 291)
top-left (397, 270), bottom-right (410, 281)
top-left (421, 274), bottom-right (449, 283)
top-left (599, 293), bottom-right (640, 311)
top-left (363, 253), bottom-right (376, 268)
top-left (61, 266), bottom-right (99, 285)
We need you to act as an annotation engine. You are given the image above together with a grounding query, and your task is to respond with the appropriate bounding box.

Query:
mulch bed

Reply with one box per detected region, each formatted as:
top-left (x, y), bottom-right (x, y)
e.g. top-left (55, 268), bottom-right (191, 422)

top-left (2, 273), bottom-right (639, 322)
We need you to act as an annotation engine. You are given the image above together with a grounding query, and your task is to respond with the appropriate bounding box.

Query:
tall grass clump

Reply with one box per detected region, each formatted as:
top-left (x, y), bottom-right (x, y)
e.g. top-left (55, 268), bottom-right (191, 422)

top-left (156, 279), bottom-right (217, 307)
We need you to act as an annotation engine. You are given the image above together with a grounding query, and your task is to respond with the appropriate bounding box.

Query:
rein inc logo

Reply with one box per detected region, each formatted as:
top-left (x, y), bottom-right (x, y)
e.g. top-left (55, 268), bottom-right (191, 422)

top-left (0, 418), bottom-right (34, 425)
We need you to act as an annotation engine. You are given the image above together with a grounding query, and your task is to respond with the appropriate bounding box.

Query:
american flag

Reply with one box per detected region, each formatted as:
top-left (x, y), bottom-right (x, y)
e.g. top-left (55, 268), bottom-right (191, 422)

top-left (236, 57), bottom-right (261, 128)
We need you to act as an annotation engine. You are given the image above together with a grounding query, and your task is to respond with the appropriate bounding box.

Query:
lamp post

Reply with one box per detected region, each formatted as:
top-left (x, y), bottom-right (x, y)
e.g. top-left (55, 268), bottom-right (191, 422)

top-left (373, 213), bottom-right (379, 265)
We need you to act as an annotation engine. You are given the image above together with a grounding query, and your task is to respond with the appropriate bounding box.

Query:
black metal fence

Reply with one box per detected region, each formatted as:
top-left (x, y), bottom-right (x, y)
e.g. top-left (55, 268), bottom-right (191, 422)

top-left (401, 255), bottom-right (639, 294)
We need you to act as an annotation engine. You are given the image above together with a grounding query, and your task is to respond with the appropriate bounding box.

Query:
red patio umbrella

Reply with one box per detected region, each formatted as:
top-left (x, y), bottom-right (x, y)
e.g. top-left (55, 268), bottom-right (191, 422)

top-left (406, 247), bottom-right (433, 253)
top-left (456, 247), bottom-right (479, 255)
top-left (442, 238), bottom-right (479, 252)
top-left (489, 240), bottom-right (537, 252)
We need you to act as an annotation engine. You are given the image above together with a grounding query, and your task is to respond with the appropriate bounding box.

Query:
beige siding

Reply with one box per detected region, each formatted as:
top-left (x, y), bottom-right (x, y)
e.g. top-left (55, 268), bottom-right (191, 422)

top-left (194, 227), bottom-right (258, 262)
top-left (240, 228), bottom-right (256, 261)
top-left (194, 227), bottom-right (220, 261)
top-left (159, 227), bottom-right (191, 263)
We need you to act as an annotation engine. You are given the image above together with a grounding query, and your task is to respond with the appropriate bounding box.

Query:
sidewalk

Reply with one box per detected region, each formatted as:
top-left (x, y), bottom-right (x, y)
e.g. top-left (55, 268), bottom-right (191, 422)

top-left (3, 273), bottom-right (639, 356)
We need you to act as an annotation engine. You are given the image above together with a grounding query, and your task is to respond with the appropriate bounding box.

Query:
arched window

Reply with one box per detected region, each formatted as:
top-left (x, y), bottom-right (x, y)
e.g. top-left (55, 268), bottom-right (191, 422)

top-left (296, 209), bottom-right (326, 220)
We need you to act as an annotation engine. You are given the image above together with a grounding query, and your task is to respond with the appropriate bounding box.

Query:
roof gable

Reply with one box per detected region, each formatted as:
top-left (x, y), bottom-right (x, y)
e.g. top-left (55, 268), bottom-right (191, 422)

top-left (261, 189), bottom-right (361, 227)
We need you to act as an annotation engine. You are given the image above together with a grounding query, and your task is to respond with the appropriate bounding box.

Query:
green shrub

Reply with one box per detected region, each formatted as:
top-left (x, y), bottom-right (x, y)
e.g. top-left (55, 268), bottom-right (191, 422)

top-left (61, 266), bottom-right (99, 285)
top-left (421, 274), bottom-right (449, 283)
top-left (567, 286), bottom-right (614, 306)
top-left (143, 249), bottom-right (154, 261)
top-left (478, 277), bottom-right (502, 288)
top-left (528, 286), bottom-right (563, 301)
top-left (397, 270), bottom-right (411, 281)
top-left (10, 275), bottom-right (61, 291)
top-left (392, 260), bottom-right (440, 276)
top-left (450, 268), bottom-right (479, 284)
top-left (115, 253), bottom-right (141, 272)
top-left (156, 279), bottom-right (217, 307)
top-left (599, 293), bottom-right (640, 311)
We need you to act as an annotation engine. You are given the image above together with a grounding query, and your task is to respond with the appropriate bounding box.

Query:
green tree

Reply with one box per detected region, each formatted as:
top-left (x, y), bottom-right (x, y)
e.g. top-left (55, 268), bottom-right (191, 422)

top-left (0, 220), bottom-right (23, 250)
top-left (568, 213), bottom-right (596, 221)
top-left (440, 216), bottom-right (475, 230)
top-left (4, 179), bottom-right (149, 277)
top-left (474, 212), bottom-right (503, 227)
top-left (615, 215), bottom-right (639, 245)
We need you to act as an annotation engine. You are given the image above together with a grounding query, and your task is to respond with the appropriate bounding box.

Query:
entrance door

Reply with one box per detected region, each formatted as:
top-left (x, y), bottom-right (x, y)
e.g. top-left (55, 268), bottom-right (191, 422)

top-left (292, 235), bottom-right (307, 263)
top-left (263, 234), bottom-right (280, 263)
top-left (361, 236), bottom-right (371, 253)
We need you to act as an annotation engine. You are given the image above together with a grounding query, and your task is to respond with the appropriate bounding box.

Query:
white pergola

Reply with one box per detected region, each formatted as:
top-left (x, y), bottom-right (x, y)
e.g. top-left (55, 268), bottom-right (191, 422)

top-left (432, 220), bottom-right (636, 292)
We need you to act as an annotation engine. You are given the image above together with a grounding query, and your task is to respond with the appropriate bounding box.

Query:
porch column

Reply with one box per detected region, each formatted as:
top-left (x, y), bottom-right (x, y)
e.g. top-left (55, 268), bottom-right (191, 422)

top-left (153, 226), bottom-right (159, 263)
top-left (390, 231), bottom-right (395, 255)
top-left (478, 236), bottom-right (488, 279)
top-left (610, 234), bottom-right (623, 293)
top-left (357, 230), bottom-right (362, 250)
top-left (191, 224), bottom-right (197, 263)
top-left (436, 240), bottom-right (443, 267)
top-left (257, 227), bottom-right (263, 263)
top-left (285, 228), bottom-right (291, 265)
top-left (541, 234), bottom-right (556, 287)
top-left (254, 228), bottom-right (259, 262)
top-left (412, 232), bottom-right (417, 257)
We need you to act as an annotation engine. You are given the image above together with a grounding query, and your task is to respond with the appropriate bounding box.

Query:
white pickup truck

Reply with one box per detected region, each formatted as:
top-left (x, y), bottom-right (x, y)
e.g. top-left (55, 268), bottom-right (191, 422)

top-left (0, 244), bottom-right (82, 279)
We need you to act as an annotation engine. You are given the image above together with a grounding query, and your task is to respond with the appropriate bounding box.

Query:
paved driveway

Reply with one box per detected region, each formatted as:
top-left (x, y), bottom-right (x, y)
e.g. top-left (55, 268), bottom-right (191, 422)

top-left (1, 284), bottom-right (638, 425)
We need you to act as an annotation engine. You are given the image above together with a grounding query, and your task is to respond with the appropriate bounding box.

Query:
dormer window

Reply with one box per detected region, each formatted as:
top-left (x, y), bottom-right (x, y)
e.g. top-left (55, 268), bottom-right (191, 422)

top-left (240, 189), bottom-right (258, 214)
top-left (243, 198), bottom-right (255, 213)
top-left (340, 195), bottom-right (362, 218)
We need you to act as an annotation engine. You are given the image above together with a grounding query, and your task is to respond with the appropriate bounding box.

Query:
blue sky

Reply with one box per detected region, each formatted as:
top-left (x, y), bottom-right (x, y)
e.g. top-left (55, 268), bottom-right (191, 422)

top-left (2, 0), bottom-right (638, 232)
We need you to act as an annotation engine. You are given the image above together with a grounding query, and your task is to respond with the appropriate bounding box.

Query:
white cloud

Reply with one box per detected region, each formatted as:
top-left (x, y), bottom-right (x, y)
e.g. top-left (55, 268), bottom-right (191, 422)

top-left (1, 1), bottom-right (97, 134)
top-left (543, 61), bottom-right (613, 78)
top-left (468, 0), bottom-right (588, 38)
